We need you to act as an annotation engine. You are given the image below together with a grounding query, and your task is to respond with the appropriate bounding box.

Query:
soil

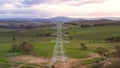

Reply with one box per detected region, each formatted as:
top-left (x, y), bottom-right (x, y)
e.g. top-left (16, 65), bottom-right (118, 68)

top-left (12, 53), bottom-right (100, 68)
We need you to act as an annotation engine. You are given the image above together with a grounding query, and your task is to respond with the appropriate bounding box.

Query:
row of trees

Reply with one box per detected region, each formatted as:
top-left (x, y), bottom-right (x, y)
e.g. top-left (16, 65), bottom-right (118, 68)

top-left (105, 36), bottom-right (120, 42)
top-left (80, 22), bottom-right (120, 28)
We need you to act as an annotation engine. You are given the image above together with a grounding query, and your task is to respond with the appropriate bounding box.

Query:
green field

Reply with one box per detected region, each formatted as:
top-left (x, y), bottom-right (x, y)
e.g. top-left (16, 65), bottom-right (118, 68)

top-left (0, 25), bottom-right (120, 68)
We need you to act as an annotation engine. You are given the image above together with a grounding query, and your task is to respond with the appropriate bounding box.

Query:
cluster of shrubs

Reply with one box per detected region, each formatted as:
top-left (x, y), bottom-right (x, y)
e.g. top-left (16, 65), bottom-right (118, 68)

top-left (93, 45), bottom-right (120, 68)
top-left (11, 41), bottom-right (33, 54)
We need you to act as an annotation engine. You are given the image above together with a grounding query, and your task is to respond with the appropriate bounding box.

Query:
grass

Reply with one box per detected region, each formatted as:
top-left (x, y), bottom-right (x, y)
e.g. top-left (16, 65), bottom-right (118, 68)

top-left (82, 58), bottom-right (99, 65)
top-left (0, 57), bottom-right (9, 63)
top-left (0, 25), bottom-right (120, 58)
top-left (65, 25), bottom-right (120, 40)
top-left (0, 25), bottom-right (120, 68)
top-left (32, 41), bottom-right (54, 58)
top-left (0, 64), bottom-right (11, 68)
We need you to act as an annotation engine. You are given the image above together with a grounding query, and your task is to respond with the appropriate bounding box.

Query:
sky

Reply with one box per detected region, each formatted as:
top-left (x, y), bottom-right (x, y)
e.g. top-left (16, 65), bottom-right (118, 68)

top-left (0, 0), bottom-right (120, 18)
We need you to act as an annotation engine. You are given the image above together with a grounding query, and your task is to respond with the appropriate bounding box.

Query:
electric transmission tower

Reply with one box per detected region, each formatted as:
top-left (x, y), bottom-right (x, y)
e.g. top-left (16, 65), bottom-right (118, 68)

top-left (50, 21), bottom-right (68, 67)
top-left (6, 53), bottom-right (16, 68)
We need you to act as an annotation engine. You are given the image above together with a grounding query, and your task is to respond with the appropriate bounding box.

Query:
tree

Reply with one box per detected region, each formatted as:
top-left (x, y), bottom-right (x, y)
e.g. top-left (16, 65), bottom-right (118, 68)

top-left (19, 41), bottom-right (33, 54)
top-left (11, 37), bottom-right (17, 52)
top-left (12, 37), bottom-right (16, 43)
top-left (106, 60), bottom-right (120, 68)
top-left (93, 60), bottom-right (104, 68)
top-left (115, 45), bottom-right (120, 59)
top-left (65, 32), bottom-right (69, 34)
top-left (69, 36), bottom-right (73, 40)
top-left (80, 43), bottom-right (88, 50)
top-left (11, 41), bottom-right (34, 54)
top-left (97, 47), bottom-right (109, 58)
top-left (11, 44), bottom-right (18, 52)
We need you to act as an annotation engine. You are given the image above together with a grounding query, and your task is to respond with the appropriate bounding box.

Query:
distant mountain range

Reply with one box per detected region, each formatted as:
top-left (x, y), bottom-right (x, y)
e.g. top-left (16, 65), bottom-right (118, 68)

top-left (0, 16), bottom-right (120, 29)
top-left (0, 16), bottom-right (120, 22)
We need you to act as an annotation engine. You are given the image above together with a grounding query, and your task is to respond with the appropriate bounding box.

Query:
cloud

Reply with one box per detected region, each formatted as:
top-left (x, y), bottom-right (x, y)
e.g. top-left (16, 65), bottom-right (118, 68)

top-left (0, 10), bottom-right (6, 14)
top-left (0, 0), bottom-right (120, 18)
top-left (62, 0), bottom-right (107, 6)
top-left (0, 10), bottom-right (50, 18)
top-left (21, 0), bottom-right (52, 6)
top-left (0, 4), bottom-right (51, 18)
top-left (0, 0), bottom-right (12, 5)
top-left (0, 0), bottom-right (21, 5)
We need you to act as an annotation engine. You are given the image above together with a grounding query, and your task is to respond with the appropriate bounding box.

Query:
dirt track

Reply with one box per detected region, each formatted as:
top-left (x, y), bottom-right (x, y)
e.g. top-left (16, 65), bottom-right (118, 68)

top-left (12, 53), bottom-right (100, 68)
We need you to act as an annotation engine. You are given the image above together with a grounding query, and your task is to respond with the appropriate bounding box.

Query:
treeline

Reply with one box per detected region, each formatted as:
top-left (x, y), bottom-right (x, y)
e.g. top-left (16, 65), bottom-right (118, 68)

top-left (36, 33), bottom-right (52, 37)
top-left (105, 36), bottom-right (120, 42)
top-left (80, 22), bottom-right (120, 28)
top-left (0, 24), bottom-right (53, 29)
top-left (0, 25), bottom-right (37, 29)
top-left (68, 20), bottom-right (120, 28)
top-left (0, 20), bottom-right (120, 29)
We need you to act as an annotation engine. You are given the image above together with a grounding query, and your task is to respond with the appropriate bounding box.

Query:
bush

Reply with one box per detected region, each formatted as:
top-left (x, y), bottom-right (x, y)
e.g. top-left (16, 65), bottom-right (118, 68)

top-left (11, 44), bottom-right (18, 52)
top-left (19, 41), bottom-right (33, 54)
top-left (80, 43), bottom-right (88, 50)
top-left (106, 60), bottom-right (120, 68)
top-left (69, 36), bottom-right (73, 40)
top-left (115, 45), bottom-right (120, 59)
top-left (11, 41), bottom-right (33, 54)
top-left (93, 60), bottom-right (104, 68)
top-left (96, 47), bottom-right (109, 57)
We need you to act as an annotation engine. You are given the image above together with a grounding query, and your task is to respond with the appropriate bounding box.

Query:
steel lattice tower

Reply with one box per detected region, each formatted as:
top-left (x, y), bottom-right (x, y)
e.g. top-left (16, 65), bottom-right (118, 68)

top-left (51, 22), bottom-right (68, 67)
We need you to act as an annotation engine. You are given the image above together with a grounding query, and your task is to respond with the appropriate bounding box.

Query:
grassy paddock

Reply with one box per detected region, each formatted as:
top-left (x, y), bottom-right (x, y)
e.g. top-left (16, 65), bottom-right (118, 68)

top-left (0, 25), bottom-right (120, 68)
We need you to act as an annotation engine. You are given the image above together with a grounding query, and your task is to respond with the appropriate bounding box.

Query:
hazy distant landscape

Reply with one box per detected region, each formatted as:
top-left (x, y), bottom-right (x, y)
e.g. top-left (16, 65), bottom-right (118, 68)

top-left (0, 17), bottom-right (120, 29)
